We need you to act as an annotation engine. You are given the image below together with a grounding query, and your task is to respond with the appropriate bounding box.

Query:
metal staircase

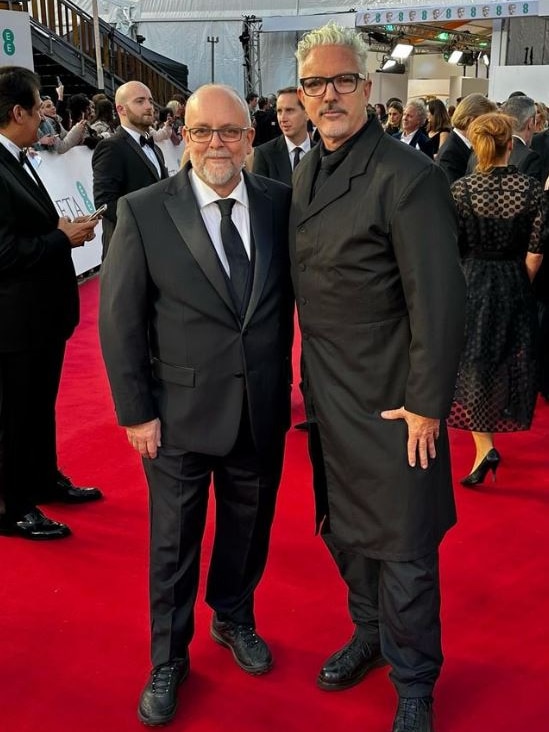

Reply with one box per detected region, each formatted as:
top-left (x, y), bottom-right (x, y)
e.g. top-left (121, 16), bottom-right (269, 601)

top-left (2, 0), bottom-right (189, 102)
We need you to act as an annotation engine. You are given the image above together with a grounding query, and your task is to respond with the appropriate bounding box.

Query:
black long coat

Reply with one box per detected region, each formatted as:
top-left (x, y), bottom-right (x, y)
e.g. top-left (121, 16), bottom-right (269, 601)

top-left (290, 118), bottom-right (466, 561)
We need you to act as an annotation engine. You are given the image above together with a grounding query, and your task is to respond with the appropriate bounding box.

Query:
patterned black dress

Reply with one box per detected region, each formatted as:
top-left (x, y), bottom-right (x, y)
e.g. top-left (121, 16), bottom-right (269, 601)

top-left (448, 166), bottom-right (545, 432)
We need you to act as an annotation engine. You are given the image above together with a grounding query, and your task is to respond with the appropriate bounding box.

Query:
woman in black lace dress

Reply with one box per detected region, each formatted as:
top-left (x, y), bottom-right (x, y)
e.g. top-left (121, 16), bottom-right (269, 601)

top-left (448, 112), bottom-right (545, 485)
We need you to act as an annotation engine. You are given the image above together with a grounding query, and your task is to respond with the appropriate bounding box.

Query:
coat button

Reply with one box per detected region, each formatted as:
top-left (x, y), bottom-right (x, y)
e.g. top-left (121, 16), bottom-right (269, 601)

top-left (299, 226), bottom-right (306, 233)
top-left (234, 372), bottom-right (244, 378)
top-left (299, 263), bottom-right (306, 271)
top-left (300, 297), bottom-right (307, 305)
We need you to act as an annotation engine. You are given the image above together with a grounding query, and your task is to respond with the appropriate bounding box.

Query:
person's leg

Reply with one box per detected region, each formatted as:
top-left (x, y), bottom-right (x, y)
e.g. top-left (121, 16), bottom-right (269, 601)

top-left (471, 431), bottom-right (495, 471)
top-left (206, 413), bottom-right (284, 624)
top-left (379, 552), bottom-right (442, 699)
top-left (143, 447), bottom-right (212, 667)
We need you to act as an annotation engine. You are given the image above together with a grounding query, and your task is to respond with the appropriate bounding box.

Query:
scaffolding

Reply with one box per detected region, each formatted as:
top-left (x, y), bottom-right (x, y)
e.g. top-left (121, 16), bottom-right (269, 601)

top-left (240, 15), bottom-right (262, 96)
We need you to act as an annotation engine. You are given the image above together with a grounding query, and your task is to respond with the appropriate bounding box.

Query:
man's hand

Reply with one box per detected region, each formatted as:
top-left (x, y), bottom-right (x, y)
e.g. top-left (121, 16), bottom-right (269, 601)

top-left (126, 419), bottom-right (162, 459)
top-left (380, 407), bottom-right (440, 469)
top-left (57, 217), bottom-right (99, 247)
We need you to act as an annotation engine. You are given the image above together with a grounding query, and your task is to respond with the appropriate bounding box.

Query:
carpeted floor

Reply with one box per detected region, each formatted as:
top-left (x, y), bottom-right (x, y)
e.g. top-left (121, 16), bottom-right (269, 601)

top-left (1, 277), bottom-right (548, 732)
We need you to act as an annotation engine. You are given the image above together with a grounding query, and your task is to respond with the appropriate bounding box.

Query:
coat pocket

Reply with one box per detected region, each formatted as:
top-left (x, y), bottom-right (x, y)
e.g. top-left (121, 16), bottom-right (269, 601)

top-left (151, 358), bottom-right (195, 387)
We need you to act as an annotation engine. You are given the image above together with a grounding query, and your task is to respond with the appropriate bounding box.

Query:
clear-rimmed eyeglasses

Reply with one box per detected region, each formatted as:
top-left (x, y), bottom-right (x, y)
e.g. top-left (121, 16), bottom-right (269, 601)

top-left (185, 126), bottom-right (251, 143)
top-left (299, 73), bottom-right (366, 97)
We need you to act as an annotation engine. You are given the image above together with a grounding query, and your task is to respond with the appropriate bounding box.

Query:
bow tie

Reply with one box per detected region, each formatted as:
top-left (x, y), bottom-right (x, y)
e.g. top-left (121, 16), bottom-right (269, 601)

top-left (140, 135), bottom-right (154, 149)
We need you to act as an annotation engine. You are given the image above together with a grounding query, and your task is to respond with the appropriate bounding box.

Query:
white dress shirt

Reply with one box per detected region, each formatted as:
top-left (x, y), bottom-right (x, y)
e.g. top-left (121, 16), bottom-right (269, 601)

top-left (122, 125), bottom-right (162, 177)
top-left (0, 132), bottom-right (39, 183)
top-left (285, 135), bottom-right (312, 167)
top-left (189, 170), bottom-right (251, 277)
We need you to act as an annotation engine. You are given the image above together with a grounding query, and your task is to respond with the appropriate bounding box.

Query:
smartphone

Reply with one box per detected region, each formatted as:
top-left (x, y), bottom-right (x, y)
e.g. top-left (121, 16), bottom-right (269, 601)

top-left (85, 203), bottom-right (107, 221)
top-left (56, 76), bottom-right (62, 86)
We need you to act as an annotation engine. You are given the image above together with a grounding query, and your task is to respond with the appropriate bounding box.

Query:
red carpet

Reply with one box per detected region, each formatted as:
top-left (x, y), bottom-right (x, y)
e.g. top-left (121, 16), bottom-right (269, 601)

top-left (2, 277), bottom-right (548, 731)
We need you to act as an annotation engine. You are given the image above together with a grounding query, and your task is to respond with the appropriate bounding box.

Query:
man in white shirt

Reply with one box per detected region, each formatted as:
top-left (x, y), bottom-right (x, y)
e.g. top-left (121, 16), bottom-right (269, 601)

top-left (394, 100), bottom-right (434, 158)
top-left (252, 86), bottom-right (312, 186)
top-left (92, 80), bottom-right (168, 259)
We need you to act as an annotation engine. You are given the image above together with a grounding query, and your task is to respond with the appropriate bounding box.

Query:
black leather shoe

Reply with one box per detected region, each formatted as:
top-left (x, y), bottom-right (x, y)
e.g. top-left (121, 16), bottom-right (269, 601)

top-left (317, 632), bottom-right (386, 691)
top-left (210, 613), bottom-right (273, 675)
top-left (137, 657), bottom-right (189, 726)
top-left (36, 472), bottom-right (103, 504)
top-left (392, 697), bottom-right (434, 732)
top-left (0, 508), bottom-right (71, 540)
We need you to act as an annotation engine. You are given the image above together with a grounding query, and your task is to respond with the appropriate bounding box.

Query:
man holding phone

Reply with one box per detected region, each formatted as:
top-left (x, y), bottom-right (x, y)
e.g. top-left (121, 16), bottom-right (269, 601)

top-left (0, 65), bottom-right (103, 540)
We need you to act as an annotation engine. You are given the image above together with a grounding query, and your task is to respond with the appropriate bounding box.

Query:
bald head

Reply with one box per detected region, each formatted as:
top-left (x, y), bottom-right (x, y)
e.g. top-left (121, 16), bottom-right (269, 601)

top-left (115, 81), bottom-right (155, 133)
top-left (186, 84), bottom-right (251, 127)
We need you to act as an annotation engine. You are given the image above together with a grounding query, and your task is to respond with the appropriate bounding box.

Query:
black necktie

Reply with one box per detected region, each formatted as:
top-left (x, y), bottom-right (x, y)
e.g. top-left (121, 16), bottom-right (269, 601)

top-left (140, 134), bottom-right (154, 149)
top-left (292, 146), bottom-right (303, 170)
top-left (215, 198), bottom-right (250, 313)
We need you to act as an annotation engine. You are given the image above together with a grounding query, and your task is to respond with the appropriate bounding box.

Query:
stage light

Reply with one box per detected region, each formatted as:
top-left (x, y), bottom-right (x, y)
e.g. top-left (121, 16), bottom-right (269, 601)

top-left (391, 43), bottom-right (413, 60)
top-left (448, 50), bottom-right (463, 64)
top-left (382, 58), bottom-right (397, 70)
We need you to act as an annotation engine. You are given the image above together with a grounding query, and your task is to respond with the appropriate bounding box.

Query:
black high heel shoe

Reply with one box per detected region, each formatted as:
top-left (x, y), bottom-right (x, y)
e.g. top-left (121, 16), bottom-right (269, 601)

top-left (460, 448), bottom-right (501, 487)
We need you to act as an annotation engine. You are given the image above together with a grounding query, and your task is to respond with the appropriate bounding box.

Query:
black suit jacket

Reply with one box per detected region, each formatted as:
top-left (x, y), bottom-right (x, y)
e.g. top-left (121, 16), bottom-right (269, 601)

top-left (253, 135), bottom-right (295, 186)
top-left (92, 126), bottom-right (168, 257)
top-left (393, 128), bottom-right (434, 159)
top-left (532, 129), bottom-right (549, 183)
top-left (99, 166), bottom-right (293, 458)
top-left (509, 137), bottom-right (542, 181)
top-left (0, 144), bottom-right (78, 352)
top-left (436, 130), bottom-right (472, 185)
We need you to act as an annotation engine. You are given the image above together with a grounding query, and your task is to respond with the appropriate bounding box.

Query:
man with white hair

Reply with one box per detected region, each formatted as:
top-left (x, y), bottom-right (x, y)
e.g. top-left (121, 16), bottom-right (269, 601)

top-left (394, 100), bottom-right (434, 158)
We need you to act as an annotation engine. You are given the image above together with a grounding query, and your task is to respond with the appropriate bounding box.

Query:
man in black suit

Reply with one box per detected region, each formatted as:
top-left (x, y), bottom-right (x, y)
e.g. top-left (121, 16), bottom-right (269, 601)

top-left (291, 26), bottom-right (465, 732)
top-left (99, 84), bottom-right (293, 727)
top-left (437, 93), bottom-right (497, 184)
top-left (500, 95), bottom-right (542, 181)
top-left (0, 66), bottom-right (102, 540)
top-left (394, 100), bottom-right (433, 158)
top-left (92, 80), bottom-right (168, 259)
top-left (253, 86), bottom-right (312, 186)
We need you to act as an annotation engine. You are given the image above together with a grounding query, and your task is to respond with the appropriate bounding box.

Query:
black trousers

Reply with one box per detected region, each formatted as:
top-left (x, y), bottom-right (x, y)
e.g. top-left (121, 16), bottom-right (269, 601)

top-left (0, 340), bottom-right (65, 519)
top-left (143, 409), bottom-right (285, 668)
top-left (324, 535), bottom-right (443, 698)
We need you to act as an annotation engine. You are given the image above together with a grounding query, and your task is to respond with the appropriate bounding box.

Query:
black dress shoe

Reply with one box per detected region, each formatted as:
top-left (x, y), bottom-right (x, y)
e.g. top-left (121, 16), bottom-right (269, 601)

top-left (36, 472), bottom-right (103, 504)
top-left (0, 508), bottom-right (71, 540)
top-left (317, 632), bottom-right (386, 691)
top-left (138, 656), bottom-right (189, 726)
top-left (210, 613), bottom-right (273, 675)
top-left (392, 697), bottom-right (434, 732)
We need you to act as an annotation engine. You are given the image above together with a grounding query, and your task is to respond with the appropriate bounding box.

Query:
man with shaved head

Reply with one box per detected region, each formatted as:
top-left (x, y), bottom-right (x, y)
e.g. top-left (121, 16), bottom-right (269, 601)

top-left (92, 80), bottom-right (168, 258)
top-left (100, 84), bottom-right (293, 726)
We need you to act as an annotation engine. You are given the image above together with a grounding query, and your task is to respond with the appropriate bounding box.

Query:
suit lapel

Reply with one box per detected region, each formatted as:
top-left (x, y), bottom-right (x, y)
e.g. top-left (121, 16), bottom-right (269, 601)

top-left (275, 135), bottom-right (292, 185)
top-left (295, 118), bottom-right (384, 224)
top-left (163, 169), bottom-right (235, 314)
top-left (119, 127), bottom-right (163, 181)
top-left (243, 171), bottom-right (273, 327)
top-left (0, 144), bottom-right (57, 219)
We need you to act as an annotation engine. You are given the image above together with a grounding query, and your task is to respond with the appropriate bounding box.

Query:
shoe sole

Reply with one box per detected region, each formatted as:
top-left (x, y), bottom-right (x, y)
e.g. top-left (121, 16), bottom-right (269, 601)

top-left (210, 626), bottom-right (273, 675)
top-left (316, 656), bottom-right (388, 691)
top-left (137, 667), bottom-right (189, 726)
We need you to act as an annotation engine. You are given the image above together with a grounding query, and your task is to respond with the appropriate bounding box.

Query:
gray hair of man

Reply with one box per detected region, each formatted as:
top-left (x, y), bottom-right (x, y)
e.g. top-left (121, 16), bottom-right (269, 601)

top-left (405, 99), bottom-right (428, 125)
top-left (295, 22), bottom-right (369, 76)
top-left (185, 84), bottom-right (252, 126)
top-left (500, 95), bottom-right (536, 133)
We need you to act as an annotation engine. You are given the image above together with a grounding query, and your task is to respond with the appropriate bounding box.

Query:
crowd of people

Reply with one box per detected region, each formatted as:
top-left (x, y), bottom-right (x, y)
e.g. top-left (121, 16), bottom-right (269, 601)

top-left (1, 19), bottom-right (548, 732)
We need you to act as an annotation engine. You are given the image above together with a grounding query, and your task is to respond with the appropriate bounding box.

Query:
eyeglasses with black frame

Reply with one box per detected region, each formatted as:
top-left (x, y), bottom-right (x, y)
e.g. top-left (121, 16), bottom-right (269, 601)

top-left (185, 126), bottom-right (252, 143)
top-left (299, 73), bottom-right (366, 97)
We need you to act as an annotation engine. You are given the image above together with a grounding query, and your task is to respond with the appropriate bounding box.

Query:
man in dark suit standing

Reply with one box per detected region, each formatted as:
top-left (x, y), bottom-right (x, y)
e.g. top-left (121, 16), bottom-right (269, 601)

top-left (500, 95), bottom-right (542, 181)
top-left (99, 84), bottom-right (293, 727)
top-left (393, 100), bottom-right (433, 158)
top-left (291, 25), bottom-right (465, 732)
top-left (0, 66), bottom-right (101, 540)
top-left (437, 93), bottom-right (497, 184)
top-left (252, 86), bottom-right (312, 186)
top-left (92, 80), bottom-right (168, 259)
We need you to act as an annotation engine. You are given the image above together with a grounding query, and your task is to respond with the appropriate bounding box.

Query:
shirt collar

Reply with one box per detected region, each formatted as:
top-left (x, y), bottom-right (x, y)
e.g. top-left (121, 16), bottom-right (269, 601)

top-left (0, 132), bottom-right (24, 162)
top-left (453, 127), bottom-right (472, 149)
top-left (121, 124), bottom-right (148, 145)
top-left (285, 135), bottom-right (312, 155)
top-left (189, 169), bottom-right (249, 211)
